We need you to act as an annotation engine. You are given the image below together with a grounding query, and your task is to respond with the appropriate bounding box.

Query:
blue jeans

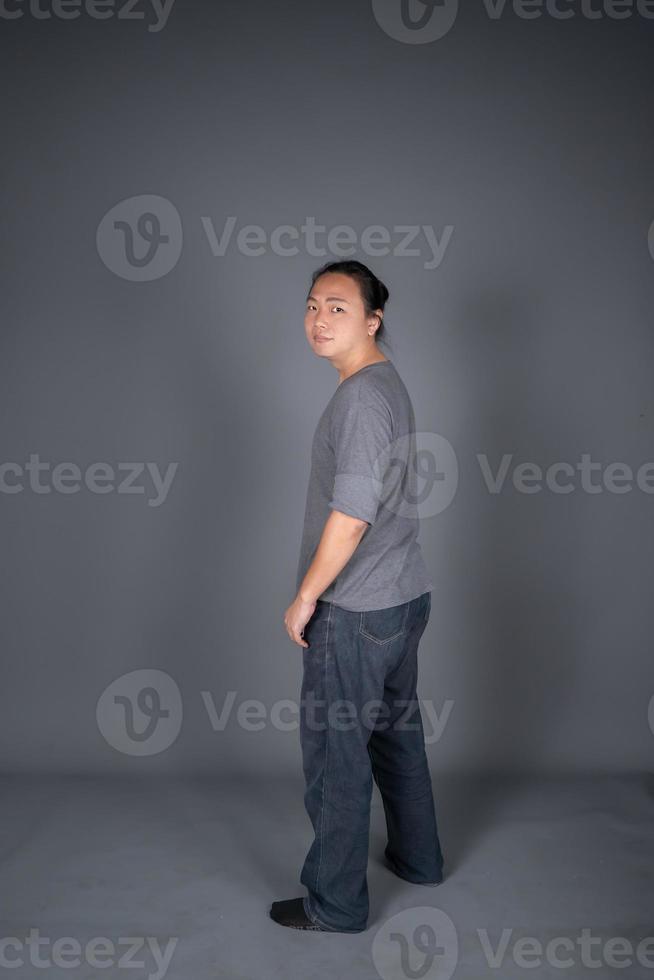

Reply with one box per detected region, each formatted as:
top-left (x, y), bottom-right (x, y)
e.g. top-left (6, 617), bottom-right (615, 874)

top-left (299, 590), bottom-right (444, 932)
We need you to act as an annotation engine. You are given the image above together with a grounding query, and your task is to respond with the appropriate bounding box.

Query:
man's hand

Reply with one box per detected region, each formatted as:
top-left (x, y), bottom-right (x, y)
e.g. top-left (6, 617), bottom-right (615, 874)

top-left (284, 593), bottom-right (316, 648)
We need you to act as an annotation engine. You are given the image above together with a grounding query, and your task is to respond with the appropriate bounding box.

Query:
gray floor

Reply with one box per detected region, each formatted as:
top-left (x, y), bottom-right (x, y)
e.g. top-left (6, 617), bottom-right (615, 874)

top-left (1, 772), bottom-right (652, 979)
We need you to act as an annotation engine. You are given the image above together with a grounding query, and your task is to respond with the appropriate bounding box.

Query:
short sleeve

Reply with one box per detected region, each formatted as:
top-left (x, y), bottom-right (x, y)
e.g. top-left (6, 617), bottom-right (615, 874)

top-left (328, 386), bottom-right (393, 526)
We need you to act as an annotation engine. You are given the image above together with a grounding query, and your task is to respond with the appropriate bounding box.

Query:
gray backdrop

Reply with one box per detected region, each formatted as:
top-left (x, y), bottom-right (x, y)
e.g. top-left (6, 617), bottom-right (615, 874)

top-left (1, 0), bottom-right (652, 775)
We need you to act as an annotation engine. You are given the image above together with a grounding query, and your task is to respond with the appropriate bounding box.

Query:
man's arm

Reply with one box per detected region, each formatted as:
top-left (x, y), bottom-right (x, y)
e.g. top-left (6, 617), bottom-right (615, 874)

top-left (285, 385), bottom-right (391, 647)
top-left (284, 509), bottom-right (368, 647)
top-left (298, 509), bottom-right (368, 603)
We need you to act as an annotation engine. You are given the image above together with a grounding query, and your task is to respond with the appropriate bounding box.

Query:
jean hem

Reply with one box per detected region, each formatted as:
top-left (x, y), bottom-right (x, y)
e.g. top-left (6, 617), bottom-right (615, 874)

top-left (303, 895), bottom-right (367, 934)
top-left (385, 853), bottom-right (444, 887)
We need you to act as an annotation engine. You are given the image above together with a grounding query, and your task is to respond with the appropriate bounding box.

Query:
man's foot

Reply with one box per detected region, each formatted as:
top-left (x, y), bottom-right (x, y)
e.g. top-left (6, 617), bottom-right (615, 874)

top-left (269, 897), bottom-right (326, 931)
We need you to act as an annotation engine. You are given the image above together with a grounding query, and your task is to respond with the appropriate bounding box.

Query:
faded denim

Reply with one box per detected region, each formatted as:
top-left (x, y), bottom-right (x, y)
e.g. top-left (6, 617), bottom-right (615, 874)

top-left (299, 590), bottom-right (444, 932)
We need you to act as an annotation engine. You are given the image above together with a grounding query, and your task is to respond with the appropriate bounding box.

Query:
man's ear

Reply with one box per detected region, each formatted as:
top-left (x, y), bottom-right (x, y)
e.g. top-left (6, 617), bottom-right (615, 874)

top-left (369, 310), bottom-right (383, 333)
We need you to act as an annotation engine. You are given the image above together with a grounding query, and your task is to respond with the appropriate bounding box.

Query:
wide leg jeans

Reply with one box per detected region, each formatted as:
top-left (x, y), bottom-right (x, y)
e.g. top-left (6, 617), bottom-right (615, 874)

top-left (299, 590), bottom-right (444, 932)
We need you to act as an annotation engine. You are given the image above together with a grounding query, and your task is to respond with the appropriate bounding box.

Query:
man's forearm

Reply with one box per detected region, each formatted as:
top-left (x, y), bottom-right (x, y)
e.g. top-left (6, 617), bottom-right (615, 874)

top-left (298, 510), bottom-right (368, 603)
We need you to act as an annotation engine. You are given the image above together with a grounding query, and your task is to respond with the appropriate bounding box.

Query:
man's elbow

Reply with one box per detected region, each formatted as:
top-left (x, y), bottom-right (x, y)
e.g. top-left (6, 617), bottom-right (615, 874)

top-left (331, 508), bottom-right (370, 533)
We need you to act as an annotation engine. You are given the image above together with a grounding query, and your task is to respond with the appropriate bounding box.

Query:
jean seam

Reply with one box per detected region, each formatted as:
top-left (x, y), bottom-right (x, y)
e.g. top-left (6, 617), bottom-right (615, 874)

top-left (423, 591), bottom-right (431, 623)
top-left (313, 598), bottom-right (332, 899)
top-left (387, 611), bottom-right (427, 683)
top-left (304, 895), bottom-right (336, 931)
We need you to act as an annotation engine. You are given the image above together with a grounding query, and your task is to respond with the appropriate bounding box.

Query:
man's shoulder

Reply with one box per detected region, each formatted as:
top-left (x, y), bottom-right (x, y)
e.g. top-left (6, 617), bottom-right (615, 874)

top-left (330, 373), bottom-right (393, 419)
top-left (338, 364), bottom-right (401, 402)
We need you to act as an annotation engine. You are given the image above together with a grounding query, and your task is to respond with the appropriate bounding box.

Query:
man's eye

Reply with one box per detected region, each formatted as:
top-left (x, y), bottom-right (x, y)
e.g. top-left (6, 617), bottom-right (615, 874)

top-left (333, 307), bottom-right (344, 313)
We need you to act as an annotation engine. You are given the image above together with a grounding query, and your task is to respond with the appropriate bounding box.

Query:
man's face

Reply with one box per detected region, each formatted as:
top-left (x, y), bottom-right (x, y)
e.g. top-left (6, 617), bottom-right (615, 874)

top-left (304, 273), bottom-right (373, 360)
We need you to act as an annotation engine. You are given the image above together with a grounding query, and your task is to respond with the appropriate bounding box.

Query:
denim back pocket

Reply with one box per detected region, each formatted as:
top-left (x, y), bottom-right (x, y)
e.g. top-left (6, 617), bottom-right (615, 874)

top-left (358, 602), bottom-right (409, 645)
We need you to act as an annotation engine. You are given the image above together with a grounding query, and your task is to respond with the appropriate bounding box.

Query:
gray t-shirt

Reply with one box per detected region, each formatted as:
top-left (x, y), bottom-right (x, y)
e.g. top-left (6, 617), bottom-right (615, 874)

top-left (295, 359), bottom-right (433, 612)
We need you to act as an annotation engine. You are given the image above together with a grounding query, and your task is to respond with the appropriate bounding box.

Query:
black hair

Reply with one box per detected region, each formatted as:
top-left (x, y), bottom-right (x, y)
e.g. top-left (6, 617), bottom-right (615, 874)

top-left (306, 259), bottom-right (392, 352)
